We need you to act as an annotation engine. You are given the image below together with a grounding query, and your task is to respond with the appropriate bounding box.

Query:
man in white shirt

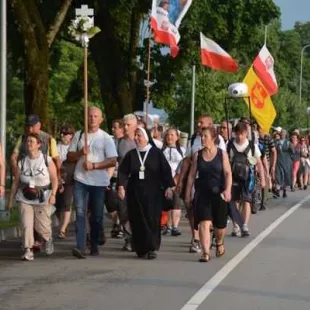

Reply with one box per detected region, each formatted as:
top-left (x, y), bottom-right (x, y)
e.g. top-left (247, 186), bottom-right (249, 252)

top-left (67, 107), bottom-right (117, 258)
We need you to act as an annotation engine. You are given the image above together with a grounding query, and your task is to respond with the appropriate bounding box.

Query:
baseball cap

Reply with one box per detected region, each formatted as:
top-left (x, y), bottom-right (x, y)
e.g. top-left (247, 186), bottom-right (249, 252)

top-left (25, 114), bottom-right (40, 126)
top-left (274, 126), bottom-right (282, 133)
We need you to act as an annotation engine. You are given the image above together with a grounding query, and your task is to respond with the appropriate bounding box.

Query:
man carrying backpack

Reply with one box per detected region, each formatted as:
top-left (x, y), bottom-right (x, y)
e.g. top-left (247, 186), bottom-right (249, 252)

top-left (227, 122), bottom-right (265, 237)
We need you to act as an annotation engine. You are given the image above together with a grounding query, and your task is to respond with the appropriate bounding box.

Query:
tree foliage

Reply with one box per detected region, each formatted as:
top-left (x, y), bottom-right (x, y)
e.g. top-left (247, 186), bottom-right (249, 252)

top-left (6, 0), bottom-right (310, 149)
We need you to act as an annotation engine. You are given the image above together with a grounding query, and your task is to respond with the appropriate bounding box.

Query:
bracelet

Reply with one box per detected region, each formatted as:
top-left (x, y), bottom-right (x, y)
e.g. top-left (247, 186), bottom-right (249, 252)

top-left (51, 193), bottom-right (56, 196)
top-left (92, 163), bottom-right (96, 170)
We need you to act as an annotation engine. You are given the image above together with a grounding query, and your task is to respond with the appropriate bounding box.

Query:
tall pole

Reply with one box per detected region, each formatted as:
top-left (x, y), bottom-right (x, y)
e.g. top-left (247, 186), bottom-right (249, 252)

top-left (84, 45), bottom-right (88, 157)
top-left (75, 5), bottom-right (94, 159)
top-left (0, 0), bottom-right (6, 156)
top-left (145, 37), bottom-right (152, 128)
top-left (190, 65), bottom-right (196, 136)
top-left (264, 25), bottom-right (268, 46)
top-left (299, 44), bottom-right (310, 106)
top-left (0, 0), bottom-right (7, 217)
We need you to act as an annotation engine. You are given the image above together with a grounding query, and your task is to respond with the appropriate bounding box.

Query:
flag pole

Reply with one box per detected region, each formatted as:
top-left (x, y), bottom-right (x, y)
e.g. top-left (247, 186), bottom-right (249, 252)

top-left (190, 65), bottom-right (196, 136)
top-left (264, 25), bottom-right (268, 46)
top-left (145, 37), bottom-right (152, 128)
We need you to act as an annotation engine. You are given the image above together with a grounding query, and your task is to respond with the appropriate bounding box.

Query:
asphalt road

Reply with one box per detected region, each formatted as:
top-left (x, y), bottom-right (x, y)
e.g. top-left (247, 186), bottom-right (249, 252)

top-left (0, 189), bottom-right (309, 310)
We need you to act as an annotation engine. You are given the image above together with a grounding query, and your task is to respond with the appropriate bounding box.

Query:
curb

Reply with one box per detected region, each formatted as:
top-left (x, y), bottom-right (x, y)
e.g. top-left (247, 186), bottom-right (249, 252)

top-left (0, 226), bottom-right (22, 242)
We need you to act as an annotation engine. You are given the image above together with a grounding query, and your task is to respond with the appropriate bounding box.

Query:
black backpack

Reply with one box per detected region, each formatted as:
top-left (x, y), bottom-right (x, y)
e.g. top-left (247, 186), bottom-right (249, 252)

top-left (227, 139), bottom-right (255, 182)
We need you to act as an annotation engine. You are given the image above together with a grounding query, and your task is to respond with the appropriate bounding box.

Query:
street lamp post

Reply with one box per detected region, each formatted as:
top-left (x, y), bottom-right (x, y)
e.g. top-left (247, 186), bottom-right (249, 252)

top-left (299, 44), bottom-right (310, 106)
top-left (0, 0), bottom-right (7, 220)
top-left (307, 107), bottom-right (310, 135)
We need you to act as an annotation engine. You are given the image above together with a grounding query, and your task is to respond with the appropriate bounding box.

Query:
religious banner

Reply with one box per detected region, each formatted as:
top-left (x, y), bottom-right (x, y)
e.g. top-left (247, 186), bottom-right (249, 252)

top-left (150, 0), bottom-right (192, 57)
top-left (243, 66), bottom-right (277, 133)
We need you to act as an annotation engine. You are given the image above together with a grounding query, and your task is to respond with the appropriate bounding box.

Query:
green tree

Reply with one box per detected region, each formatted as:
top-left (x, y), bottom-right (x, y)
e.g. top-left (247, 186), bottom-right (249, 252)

top-left (10, 0), bottom-right (73, 129)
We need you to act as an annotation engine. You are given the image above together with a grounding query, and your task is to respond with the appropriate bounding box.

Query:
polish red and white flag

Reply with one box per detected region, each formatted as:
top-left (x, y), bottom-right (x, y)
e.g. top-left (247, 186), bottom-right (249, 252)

top-left (150, 0), bottom-right (192, 58)
top-left (253, 45), bottom-right (278, 96)
top-left (200, 32), bottom-right (238, 72)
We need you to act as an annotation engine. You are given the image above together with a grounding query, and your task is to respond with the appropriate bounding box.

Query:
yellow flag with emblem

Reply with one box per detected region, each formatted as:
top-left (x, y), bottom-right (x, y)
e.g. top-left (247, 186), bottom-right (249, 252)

top-left (243, 66), bottom-right (277, 133)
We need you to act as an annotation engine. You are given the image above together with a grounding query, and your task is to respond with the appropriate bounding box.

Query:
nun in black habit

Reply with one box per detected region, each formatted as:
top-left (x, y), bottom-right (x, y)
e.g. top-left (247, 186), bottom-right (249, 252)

top-left (118, 127), bottom-right (174, 259)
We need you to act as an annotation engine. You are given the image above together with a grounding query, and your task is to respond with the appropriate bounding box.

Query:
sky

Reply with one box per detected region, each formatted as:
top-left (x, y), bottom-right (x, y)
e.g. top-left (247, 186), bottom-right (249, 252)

top-left (274, 0), bottom-right (310, 29)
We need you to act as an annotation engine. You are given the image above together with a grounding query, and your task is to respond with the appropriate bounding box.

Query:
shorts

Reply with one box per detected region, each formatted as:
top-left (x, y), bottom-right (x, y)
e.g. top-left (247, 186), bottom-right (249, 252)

top-left (194, 190), bottom-right (228, 229)
top-left (105, 187), bottom-right (128, 223)
top-left (231, 183), bottom-right (252, 203)
top-left (300, 159), bottom-right (309, 174)
top-left (55, 185), bottom-right (73, 212)
top-left (163, 192), bottom-right (183, 211)
top-left (105, 188), bottom-right (118, 213)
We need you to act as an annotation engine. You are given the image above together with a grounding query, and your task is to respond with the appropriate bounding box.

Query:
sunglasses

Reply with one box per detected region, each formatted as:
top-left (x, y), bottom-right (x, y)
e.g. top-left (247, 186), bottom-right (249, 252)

top-left (61, 132), bottom-right (72, 136)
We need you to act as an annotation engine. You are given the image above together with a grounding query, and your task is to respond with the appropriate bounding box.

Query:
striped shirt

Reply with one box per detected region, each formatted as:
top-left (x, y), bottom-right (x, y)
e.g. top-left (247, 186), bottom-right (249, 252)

top-left (259, 134), bottom-right (275, 161)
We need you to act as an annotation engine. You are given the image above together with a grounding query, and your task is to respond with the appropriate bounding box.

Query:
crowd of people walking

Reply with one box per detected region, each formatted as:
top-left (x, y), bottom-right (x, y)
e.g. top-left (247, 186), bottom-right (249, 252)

top-left (2, 109), bottom-right (310, 262)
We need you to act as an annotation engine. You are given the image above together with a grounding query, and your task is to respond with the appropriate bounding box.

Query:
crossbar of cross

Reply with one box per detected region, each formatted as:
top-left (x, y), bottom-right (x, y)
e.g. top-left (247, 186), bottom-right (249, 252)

top-left (75, 5), bottom-right (94, 17)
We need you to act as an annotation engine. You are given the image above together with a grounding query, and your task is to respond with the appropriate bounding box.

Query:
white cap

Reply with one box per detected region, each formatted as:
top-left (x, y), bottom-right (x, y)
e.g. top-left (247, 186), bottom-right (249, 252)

top-left (274, 126), bottom-right (282, 133)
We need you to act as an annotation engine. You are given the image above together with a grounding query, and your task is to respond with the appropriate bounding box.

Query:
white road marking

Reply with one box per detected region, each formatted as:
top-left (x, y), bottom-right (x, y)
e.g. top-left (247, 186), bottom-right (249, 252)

top-left (180, 194), bottom-right (310, 310)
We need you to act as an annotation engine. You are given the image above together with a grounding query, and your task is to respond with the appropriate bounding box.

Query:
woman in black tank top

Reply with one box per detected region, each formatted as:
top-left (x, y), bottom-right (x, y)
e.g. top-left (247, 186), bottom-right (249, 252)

top-left (185, 127), bottom-right (232, 262)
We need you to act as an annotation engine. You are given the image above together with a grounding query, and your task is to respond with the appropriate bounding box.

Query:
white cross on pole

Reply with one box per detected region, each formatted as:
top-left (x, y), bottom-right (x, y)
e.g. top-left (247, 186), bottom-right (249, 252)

top-left (75, 5), bottom-right (94, 17)
top-left (74, 4), bottom-right (94, 163)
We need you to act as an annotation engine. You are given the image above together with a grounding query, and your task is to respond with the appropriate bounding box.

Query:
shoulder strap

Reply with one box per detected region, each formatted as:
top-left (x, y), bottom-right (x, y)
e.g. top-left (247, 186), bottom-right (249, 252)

top-left (176, 145), bottom-right (183, 157)
top-left (248, 140), bottom-right (255, 156)
top-left (44, 152), bottom-right (48, 167)
top-left (20, 156), bottom-right (26, 173)
top-left (190, 133), bottom-right (197, 147)
top-left (226, 139), bottom-right (235, 156)
top-left (116, 136), bottom-right (123, 155)
top-left (76, 130), bottom-right (83, 151)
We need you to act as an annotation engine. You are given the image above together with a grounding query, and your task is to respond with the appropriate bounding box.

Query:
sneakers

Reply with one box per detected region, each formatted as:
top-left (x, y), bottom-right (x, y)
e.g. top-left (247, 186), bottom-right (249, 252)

top-left (72, 248), bottom-right (87, 259)
top-left (231, 225), bottom-right (241, 237)
top-left (241, 224), bottom-right (250, 237)
top-left (111, 224), bottom-right (124, 239)
top-left (259, 204), bottom-right (266, 211)
top-left (45, 238), bottom-right (54, 255)
top-left (189, 240), bottom-right (201, 253)
top-left (162, 226), bottom-right (172, 235)
top-left (171, 227), bottom-right (181, 236)
top-left (122, 238), bottom-right (132, 252)
top-left (21, 248), bottom-right (34, 261)
top-left (251, 203), bottom-right (257, 214)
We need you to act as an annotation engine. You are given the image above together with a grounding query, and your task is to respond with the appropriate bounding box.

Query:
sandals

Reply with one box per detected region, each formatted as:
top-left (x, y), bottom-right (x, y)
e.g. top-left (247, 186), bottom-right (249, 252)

top-left (216, 243), bottom-right (225, 257)
top-left (199, 252), bottom-right (211, 262)
top-left (57, 231), bottom-right (66, 239)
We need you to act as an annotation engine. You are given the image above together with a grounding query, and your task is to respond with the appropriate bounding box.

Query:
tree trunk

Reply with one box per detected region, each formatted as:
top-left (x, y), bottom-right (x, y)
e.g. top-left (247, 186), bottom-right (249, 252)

top-left (90, 0), bottom-right (144, 127)
top-left (24, 50), bottom-right (50, 129)
top-left (11, 0), bottom-right (72, 130)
